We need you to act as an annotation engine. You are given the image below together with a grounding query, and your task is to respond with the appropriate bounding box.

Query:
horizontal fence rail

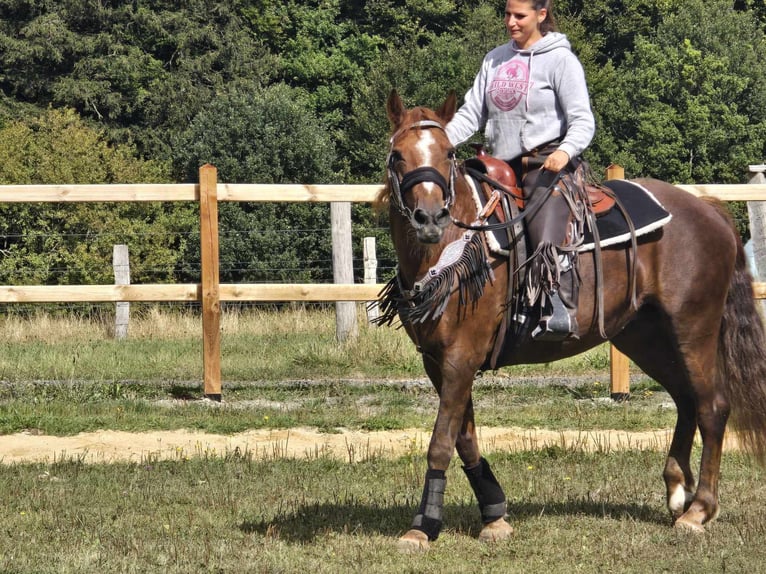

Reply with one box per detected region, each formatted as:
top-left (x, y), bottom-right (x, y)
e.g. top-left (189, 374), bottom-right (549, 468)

top-left (1, 166), bottom-right (765, 399)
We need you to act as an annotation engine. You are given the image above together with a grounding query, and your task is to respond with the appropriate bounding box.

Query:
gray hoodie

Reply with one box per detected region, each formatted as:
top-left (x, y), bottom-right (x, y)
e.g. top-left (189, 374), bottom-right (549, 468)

top-left (446, 32), bottom-right (595, 162)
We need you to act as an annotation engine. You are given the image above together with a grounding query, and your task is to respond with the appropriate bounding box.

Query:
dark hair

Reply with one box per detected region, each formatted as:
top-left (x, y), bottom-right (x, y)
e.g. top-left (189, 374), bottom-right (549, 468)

top-left (530, 0), bottom-right (558, 34)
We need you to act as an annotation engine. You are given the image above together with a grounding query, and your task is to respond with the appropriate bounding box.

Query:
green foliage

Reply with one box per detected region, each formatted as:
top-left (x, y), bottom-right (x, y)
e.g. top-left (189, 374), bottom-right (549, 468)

top-left (557, 0), bottom-right (671, 65)
top-left (0, 0), bottom-right (278, 159)
top-left (0, 108), bottom-right (194, 284)
top-left (347, 3), bottom-right (506, 181)
top-left (0, 0), bottom-right (764, 286)
top-left (174, 84), bottom-right (338, 282)
top-left (591, 0), bottom-right (766, 183)
top-left (735, 0), bottom-right (766, 31)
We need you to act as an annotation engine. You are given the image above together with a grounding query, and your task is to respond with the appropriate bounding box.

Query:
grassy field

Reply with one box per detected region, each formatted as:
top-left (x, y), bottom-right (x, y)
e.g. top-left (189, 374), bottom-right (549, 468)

top-left (1, 307), bottom-right (764, 573)
top-left (0, 305), bottom-right (676, 436)
top-left (0, 304), bottom-right (617, 383)
top-left (1, 450), bottom-right (765, 573)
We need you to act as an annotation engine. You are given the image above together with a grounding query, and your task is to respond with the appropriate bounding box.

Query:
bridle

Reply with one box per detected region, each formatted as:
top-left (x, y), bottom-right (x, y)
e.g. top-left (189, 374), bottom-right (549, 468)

top-left (386, 120), bottom-right (458, 220)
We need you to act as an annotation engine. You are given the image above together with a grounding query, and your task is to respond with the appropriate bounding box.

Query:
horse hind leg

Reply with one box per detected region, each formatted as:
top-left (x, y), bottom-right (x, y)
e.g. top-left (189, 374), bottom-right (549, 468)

top-left (663, 395), bottom-right (699, 523)
top-left (667, 327), bottom-right (730, 531)
top-left (613, 316), bottom-right (724, 531)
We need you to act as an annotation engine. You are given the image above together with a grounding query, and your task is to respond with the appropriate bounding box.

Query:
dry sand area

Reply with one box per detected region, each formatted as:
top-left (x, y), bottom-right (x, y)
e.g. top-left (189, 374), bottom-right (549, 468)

top-left (0, 426), bottom-right (746, 465)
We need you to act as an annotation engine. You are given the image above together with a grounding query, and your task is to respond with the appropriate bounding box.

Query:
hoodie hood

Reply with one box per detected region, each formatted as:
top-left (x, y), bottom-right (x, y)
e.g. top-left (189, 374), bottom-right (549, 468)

top-left (510, 32), bottom-right (570, 111)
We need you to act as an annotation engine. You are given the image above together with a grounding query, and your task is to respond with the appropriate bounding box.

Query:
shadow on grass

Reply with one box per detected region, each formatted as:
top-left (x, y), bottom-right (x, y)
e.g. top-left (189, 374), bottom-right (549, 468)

top-left (240, 500), bottom-right (668, 542)
top-left (168, 385), bottom-right (201, 400)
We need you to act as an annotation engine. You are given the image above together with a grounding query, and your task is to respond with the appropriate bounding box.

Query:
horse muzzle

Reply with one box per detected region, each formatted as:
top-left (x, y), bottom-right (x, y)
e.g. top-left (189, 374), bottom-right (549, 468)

top-left (411, 206), bottom-right (451, 243)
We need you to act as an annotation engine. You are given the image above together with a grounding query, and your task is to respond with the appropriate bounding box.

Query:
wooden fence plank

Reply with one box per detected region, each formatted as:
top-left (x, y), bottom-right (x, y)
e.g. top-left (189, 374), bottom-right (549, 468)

top-left (0, 283), bottom-right (387, 303)
top-left (219, 284), bottom-right (385, 301)
top-left (218, 183), bottom-right (382, 202)
top-left (676, 184), bottom-right (766, 200)
top-left (0, 184), bottom-right (197, 202)
top-left (0, 284), bottom-right (200, 302)
top-left (2, 182), bottom-right (765, 203)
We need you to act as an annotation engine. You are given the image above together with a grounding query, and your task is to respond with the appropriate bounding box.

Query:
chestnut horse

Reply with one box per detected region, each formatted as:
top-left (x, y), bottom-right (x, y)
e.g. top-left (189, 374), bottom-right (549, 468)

top-left (380, 90), bottom-right (766, 550)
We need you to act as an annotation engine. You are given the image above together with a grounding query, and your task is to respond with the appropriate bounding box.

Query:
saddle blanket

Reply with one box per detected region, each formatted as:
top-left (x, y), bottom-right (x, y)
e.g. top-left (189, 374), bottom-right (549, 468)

top-left (578, 179), bottom-right (672, 252)
top-left (468, 177), bottom-right (671, 254)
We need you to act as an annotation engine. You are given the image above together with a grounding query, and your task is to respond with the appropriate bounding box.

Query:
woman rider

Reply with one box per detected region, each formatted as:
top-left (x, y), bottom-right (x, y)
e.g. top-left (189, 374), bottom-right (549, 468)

top-left (446, 0), bottom-right (595, 340)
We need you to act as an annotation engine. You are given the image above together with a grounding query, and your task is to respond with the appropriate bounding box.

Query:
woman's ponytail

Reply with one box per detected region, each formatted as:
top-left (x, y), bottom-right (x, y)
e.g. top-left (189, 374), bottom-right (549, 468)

top-left (534, 0), bottom-right (558, 34)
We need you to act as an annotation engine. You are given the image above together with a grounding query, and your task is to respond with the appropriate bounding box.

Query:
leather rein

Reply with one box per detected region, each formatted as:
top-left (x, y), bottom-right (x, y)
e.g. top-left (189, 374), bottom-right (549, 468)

top-left (386, 120), bottom-right (559, 232)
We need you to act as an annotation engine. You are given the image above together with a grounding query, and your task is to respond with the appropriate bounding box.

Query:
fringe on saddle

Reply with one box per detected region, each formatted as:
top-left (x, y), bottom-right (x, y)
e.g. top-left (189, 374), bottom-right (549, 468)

top-left (523, 163), bottom-right (590, 308)
top-left (522, 161), bottom-right (631, 339)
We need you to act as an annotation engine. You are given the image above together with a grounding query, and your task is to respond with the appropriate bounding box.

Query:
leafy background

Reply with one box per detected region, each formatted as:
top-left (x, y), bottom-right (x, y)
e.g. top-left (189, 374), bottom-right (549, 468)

top-left (0, 0), bottom-right (763, 286)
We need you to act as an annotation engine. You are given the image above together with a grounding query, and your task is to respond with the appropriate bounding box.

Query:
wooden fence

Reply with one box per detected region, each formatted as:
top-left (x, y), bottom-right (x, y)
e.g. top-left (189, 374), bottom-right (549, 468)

top-left (1, 163), bottom-right (765, 399)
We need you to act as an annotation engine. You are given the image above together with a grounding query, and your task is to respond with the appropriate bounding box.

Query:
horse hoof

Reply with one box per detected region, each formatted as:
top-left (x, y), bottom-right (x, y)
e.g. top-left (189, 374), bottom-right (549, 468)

top-left (397, 529), bottom-right (430, 552)
top-left (478, 518), bottom-right (514, 542)
top-left (674, 516), bottom-right (705, 534)
top-left (674, 504), bottom-right (713, 534)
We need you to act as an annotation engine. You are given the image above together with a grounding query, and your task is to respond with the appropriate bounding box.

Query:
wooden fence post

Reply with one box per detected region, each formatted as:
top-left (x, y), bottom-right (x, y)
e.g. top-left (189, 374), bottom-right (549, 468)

top-left (199, 164), bottom-right (222, 400)
top-left (605, 164), bottom-right (631, 401)
top-left (364, 236), bottom-right (379, 323)
top-left (331, 201), bottom-right (358, 341)
top-left (746, 165), bottom-right (766, 317)
top-left (112, 244), bottom-right (130, 340)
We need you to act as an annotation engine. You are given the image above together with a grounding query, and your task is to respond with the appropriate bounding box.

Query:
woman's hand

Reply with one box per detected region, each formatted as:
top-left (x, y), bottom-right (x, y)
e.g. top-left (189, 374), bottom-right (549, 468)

top-left (542, 149), bottom-right (570, 172)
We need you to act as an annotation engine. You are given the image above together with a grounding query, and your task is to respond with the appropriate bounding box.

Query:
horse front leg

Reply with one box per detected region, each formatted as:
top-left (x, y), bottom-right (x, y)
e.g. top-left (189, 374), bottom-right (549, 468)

top-left (399, 358), bottom-right (511, 550)
top-left (457, 397), bottom-right (513, 542)
top-left (398, 357), bottom-right (473, 551)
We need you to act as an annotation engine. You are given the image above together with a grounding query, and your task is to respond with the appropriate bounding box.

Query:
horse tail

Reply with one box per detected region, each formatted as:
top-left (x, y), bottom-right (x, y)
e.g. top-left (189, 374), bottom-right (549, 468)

top-left (710, 198), bottom-right (766, 462)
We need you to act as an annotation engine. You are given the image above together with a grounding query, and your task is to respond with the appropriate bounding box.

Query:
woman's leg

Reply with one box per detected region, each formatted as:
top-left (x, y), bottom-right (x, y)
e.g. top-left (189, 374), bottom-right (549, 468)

top-left (523, 167), bottom-right (580, 340)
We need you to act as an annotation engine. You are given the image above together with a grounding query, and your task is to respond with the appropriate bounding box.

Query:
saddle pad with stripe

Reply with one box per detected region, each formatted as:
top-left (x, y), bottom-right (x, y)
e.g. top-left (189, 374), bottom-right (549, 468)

top-left (579, 179), bottom-right (672, 252)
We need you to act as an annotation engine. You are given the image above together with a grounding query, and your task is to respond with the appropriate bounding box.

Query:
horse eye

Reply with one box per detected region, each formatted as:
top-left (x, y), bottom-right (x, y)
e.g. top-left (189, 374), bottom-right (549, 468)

top-left (389, 151), bottom-right (406, 172)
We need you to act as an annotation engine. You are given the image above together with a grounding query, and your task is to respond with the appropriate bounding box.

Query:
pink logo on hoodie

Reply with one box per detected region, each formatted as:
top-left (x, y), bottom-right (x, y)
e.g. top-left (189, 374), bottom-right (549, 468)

top-left (489, 59), bottom-right (530, 111)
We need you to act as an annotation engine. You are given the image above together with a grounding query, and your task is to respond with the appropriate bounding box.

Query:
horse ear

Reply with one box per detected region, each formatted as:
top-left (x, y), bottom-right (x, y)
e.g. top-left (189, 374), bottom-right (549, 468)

top-left (387, 89), bottom-right (406, 127)
top-left (438, 91), bottom-right (457, 124)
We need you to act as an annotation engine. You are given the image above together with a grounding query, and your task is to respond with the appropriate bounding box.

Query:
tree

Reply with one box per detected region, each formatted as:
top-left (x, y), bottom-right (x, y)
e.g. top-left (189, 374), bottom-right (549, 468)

top-left (599, 0), bottom-right (766, 185)
top-left (174, 83), bottom-right (339, 283)
top-left (0, 0), bottom-right (278, 160)
top-left (0, 107), bottom-right (194, 285)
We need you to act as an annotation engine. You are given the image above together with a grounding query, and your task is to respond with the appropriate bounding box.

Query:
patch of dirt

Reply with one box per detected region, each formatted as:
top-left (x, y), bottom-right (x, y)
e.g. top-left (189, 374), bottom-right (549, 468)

top-left (0, 426), bottom-right (745, 465)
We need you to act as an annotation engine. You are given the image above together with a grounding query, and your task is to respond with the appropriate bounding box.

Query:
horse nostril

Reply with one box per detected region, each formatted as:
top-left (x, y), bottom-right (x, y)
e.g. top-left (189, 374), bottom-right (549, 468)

top-left (435, 207), bottom-right (451, 227)
top-left (412, 208), bottom-right (429, 226)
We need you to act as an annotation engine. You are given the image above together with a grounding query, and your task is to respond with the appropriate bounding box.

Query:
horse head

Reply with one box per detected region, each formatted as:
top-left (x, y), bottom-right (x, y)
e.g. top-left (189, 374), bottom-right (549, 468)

top-left (385, 90), bottom-right (460, 244)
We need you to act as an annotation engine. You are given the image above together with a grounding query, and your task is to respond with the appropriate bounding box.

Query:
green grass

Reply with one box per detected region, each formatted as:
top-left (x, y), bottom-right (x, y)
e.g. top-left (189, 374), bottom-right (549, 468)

top-left (0, 378), bottom-right (675, 436)
top-left (0, 305), bottom-right (619, 383)
top-left (0, 306), bottom-right (674, 436)
top-left (4, 308), bottom-right (757, 572)
top-left (1, 449), bottom-right (764, 573)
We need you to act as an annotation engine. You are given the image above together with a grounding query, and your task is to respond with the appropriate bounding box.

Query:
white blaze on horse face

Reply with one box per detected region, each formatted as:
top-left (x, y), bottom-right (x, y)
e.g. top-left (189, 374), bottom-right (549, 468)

top-left (415, 129), bottom-right (440, 196)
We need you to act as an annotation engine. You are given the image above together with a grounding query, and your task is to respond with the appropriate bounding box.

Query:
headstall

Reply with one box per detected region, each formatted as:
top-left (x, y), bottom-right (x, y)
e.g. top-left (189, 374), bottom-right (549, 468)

top-left (386, 120), bottom-right (457, 220)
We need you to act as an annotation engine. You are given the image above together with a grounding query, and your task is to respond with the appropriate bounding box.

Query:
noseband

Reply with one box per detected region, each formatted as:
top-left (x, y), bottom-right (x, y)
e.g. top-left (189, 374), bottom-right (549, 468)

top-left (386, 120), bottom-right (457, 220)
